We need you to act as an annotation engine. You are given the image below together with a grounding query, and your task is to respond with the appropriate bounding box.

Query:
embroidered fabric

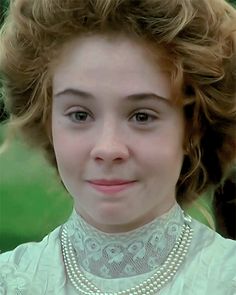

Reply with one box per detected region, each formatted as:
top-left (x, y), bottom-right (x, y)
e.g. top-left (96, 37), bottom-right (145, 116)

top-left (0, 263), bottom-right (36, 295)
top-left (64, 202), bottom-right (185, 279)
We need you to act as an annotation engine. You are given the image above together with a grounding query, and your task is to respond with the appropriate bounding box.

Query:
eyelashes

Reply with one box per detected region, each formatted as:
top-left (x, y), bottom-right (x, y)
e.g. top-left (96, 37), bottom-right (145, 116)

top-left (68, 111), bottom-right (90, 123)
top-left (130, 112), bottom-right (158, 124)
top-left (66, 110), bottom-right (159, 125)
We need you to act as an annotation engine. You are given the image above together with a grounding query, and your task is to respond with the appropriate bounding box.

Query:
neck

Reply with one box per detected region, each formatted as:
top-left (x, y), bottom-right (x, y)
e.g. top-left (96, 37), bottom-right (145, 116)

top-left (75, 200), bottom-right (177, 233)
top-left (63, 202), bottom-right (185, 278)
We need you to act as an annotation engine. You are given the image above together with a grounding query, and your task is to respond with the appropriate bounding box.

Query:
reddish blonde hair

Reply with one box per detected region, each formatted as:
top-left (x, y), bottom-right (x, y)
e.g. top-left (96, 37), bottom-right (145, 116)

top-left (0, 0), bottom-right (236, 204)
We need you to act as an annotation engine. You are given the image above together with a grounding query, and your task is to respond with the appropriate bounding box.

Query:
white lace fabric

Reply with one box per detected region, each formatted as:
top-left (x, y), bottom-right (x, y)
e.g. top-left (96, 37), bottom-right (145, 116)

top-left (64, 203), bottom-right (185, 279)
top-left (0, 263), bottom-right (39, 295)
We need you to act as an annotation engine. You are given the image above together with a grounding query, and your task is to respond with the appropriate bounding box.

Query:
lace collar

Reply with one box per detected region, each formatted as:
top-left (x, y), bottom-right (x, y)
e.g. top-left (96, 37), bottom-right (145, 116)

top-left (63, 202), bottom-right (185, 279)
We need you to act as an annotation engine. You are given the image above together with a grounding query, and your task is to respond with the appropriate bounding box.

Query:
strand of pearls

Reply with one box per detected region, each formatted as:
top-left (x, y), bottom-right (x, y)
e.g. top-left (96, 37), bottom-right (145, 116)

top-left (60, 215), bottom-right (193, 295)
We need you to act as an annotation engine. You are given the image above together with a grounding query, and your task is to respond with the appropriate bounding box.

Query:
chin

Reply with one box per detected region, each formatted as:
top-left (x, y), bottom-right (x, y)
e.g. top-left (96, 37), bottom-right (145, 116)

top-left (97, 210), bottom-right (129, 224)
top-left (89, 209), bottom-right (134, 231)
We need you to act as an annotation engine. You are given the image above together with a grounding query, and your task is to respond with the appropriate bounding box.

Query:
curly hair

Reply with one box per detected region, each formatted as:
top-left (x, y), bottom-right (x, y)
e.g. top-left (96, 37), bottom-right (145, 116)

top-left (0, 0), bottom-right (235, 204)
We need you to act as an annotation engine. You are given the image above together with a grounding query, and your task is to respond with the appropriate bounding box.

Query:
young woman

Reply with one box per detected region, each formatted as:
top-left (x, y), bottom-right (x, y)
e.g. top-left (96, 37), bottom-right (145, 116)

top-left (0, 0), bottom-right (235, 294)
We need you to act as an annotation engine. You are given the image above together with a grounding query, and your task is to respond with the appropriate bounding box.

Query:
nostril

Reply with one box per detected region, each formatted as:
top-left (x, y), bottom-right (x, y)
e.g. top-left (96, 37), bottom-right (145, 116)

top-left (94, 156), bottom-right (125, 163)
top-left (90, 140), bottom-right (129, 162)
top-left (94, 156), bottom-right (103, 162)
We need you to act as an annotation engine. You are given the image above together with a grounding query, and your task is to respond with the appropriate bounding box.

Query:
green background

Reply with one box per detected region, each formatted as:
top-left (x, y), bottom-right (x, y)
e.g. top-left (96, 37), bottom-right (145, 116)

top-left (0, 0), bottom-right (235, 253)
top-left (0, 123), bottom-right (214, 253)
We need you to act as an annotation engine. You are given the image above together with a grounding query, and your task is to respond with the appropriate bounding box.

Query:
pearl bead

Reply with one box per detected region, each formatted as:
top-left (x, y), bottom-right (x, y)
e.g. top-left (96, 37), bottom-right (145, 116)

top-left (60, 215), bottom-right (193, 295)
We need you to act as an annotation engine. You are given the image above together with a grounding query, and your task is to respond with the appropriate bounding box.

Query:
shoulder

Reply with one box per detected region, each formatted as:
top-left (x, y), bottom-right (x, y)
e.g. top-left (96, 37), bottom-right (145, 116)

top-left (187, 218), bottom-right (236, 293)
top-left (191, 217), bottom-right (236, 259)
top-left (0, 226), bottom-right (63, 294)
top-left (0, 226), bottom-right (61, 264)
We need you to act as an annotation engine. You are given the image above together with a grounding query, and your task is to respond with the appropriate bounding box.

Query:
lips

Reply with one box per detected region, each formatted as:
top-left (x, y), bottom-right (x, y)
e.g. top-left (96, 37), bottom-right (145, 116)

top-left (87, 179), bottom-right (136, 194)
top-left (88, 179), bottom-right (135, 185)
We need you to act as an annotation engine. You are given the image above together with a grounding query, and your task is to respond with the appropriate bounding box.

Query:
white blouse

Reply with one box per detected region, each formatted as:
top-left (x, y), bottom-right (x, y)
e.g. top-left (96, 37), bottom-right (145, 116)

top-left (0, 203), bottom-right (236, 295)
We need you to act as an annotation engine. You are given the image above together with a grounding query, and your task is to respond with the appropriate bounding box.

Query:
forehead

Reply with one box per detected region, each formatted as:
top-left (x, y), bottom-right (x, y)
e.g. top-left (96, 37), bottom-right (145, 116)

top-left (52, 34), bottom-right (171, 100)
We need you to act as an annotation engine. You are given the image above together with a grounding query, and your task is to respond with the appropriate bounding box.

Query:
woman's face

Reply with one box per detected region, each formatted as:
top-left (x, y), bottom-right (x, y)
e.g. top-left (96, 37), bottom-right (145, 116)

top-left (52, 34), bottom-right (185, 232)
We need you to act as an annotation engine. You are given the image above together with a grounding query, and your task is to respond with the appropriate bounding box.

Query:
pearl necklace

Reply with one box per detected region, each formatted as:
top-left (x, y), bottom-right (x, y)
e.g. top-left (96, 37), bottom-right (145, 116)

top-left (60, 214), bottom-right (193, 295)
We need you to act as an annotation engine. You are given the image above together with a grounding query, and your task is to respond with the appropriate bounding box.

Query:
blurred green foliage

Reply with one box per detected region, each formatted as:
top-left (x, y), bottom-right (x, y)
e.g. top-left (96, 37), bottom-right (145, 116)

top-left (0, 125), bottom-right (73, 252)
top-left (0, 124), bottom-right (214, 253)
top-left (0, 0), bottom-right (230, 253)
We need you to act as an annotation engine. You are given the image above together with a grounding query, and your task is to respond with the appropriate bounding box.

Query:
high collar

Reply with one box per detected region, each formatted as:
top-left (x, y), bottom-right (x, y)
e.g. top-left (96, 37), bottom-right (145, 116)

top-left (64, 202), bottom-right (185, 279)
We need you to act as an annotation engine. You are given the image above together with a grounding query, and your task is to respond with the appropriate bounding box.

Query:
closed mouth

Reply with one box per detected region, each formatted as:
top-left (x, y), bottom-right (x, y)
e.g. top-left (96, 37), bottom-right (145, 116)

top-left (86, 180), bottom-right (137, 194)
top-left (87, 179), bottom-right (136, 185)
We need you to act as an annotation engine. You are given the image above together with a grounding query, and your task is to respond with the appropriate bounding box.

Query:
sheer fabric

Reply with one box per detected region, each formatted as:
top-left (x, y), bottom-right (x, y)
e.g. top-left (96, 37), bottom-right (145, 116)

top-left (65, 204), bottom-right (184, 278)
top-left (0, 204), bottom-right (236, 295)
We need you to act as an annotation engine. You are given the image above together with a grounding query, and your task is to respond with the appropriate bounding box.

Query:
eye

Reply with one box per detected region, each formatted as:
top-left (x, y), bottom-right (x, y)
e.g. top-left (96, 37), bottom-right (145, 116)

top-left (130, 111), bottom-right (158, 124)
top-left (67, 111), bottom-right (91, 123)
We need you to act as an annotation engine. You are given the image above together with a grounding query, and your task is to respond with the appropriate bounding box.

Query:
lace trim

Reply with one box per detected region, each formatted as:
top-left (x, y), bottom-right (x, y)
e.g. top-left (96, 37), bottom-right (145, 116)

top-left (65, 203), bottom-right (184, 278)
top-left (0, 263), bottom-right (35, 295)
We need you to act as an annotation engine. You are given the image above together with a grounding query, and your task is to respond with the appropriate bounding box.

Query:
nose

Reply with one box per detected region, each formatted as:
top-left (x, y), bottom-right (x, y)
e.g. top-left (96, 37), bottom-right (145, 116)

top-left (90, 122), bottom-right (129, 164)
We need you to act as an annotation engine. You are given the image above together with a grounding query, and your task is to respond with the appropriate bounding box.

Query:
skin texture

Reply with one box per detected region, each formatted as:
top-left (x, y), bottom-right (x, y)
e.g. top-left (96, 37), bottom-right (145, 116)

top-left (51, 34), bottom-right (185, 233)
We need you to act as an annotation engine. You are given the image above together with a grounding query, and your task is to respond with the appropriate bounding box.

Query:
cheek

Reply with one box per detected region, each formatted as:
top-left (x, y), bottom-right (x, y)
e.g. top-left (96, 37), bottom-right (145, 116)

top-left (53, 137), bottom-right (88, 167)
top-left (51, 125), bottom-right (83, 171)
top-left (135, 136), bottom-right (184, 175)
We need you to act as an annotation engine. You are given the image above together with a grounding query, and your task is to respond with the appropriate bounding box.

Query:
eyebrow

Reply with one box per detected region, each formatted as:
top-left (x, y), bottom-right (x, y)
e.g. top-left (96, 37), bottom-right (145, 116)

top-left (54, 88), bottom-right (169, 103)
